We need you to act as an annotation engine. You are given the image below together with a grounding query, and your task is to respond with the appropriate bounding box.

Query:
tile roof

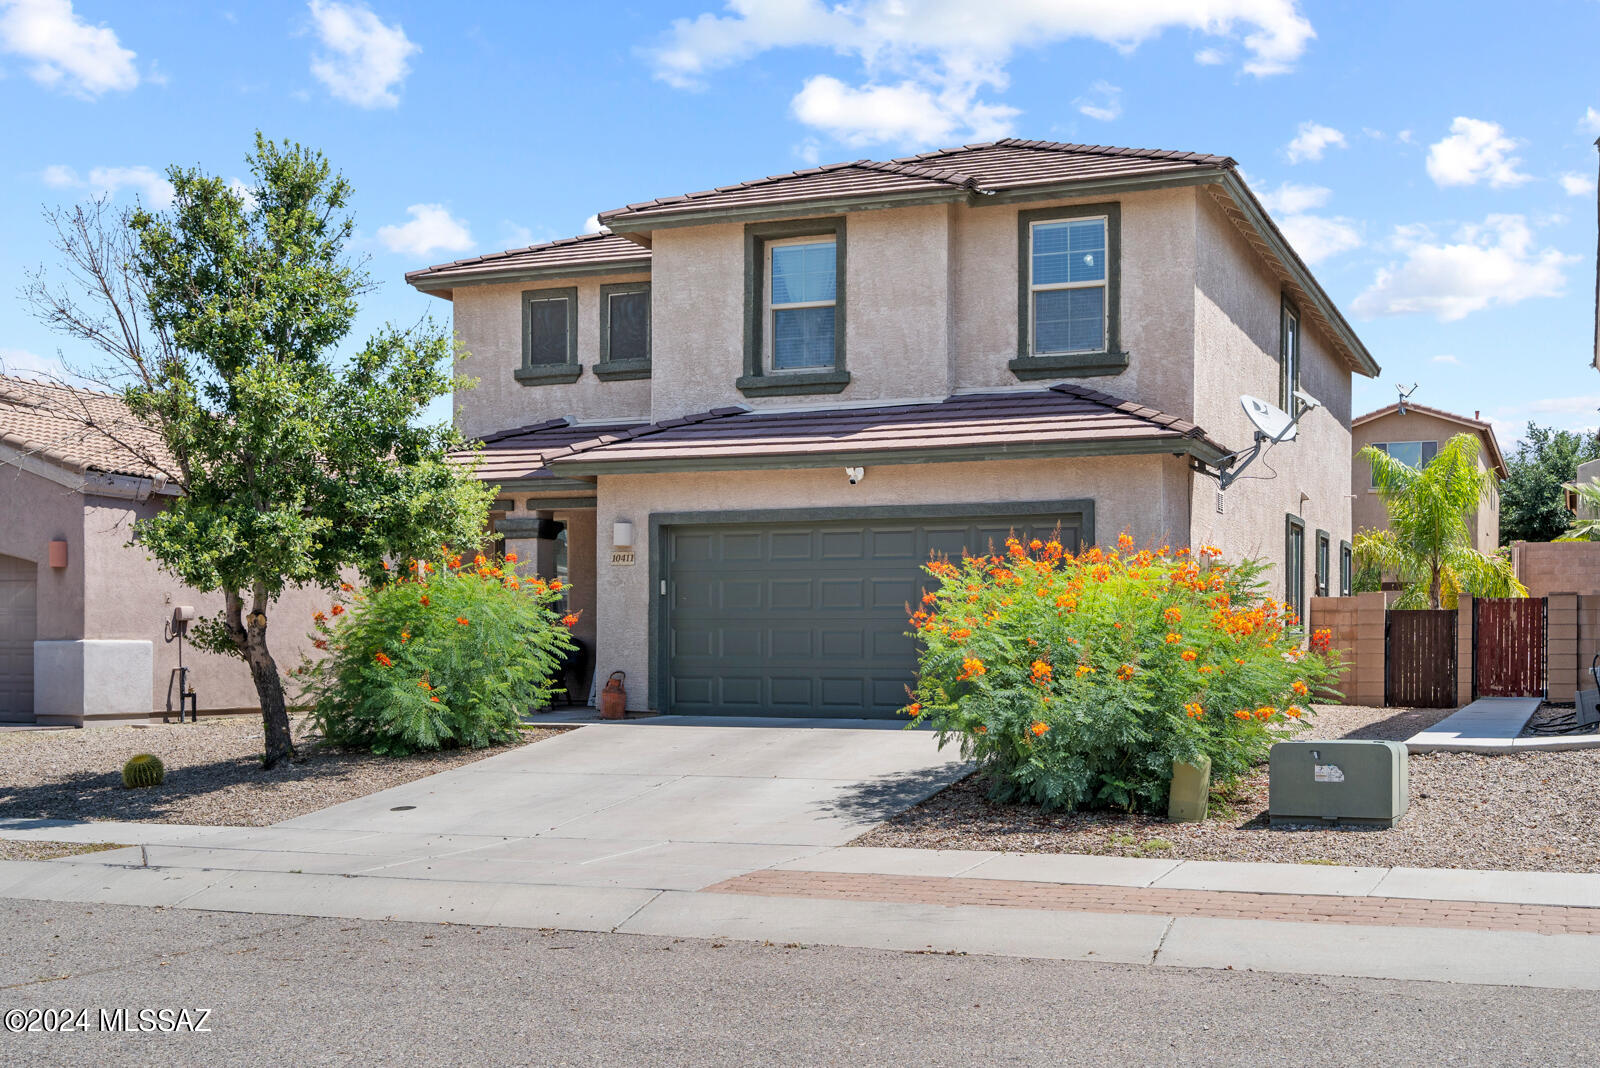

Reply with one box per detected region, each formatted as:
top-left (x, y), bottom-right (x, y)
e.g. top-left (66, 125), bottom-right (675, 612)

top-left (459, 417), bottom-right (650, 484)
top-left (534, 385), bottom-right (1223, 474)
top-left (598, 139), bottom-right (1234, 227)
top-left (0, 374), bottom-right (175, 482)
top-left (1352, 401), bottom-right (1507, 476)
top-left (406, 231), bottom-right (649, 290)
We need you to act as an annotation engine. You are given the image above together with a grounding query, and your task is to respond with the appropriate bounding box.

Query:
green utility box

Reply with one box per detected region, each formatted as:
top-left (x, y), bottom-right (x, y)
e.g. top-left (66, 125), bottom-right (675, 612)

top-left (1268, 740), bottom-right (1409, 828)
top-left (1168, 756), bottom-right (1211, 823)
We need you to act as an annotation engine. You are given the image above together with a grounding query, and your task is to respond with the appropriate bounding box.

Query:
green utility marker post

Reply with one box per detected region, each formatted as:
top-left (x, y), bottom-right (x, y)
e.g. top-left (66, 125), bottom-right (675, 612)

top-left (1168, 755), bottom-right (1211, 822)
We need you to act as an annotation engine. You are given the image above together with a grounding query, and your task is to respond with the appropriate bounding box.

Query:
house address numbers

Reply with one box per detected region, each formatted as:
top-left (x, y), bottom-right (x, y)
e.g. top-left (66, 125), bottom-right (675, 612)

top-left (610, 550), bottom-right (636, 566)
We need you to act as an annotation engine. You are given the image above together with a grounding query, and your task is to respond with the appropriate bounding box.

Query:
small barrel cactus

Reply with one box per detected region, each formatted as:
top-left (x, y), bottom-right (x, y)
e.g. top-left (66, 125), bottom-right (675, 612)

top-left (121, 753), bottom-right (165, 788)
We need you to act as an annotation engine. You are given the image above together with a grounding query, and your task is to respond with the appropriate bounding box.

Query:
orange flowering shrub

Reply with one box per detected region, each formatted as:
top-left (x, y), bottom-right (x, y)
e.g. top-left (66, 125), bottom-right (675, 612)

top-left (904, 535), bottom-right (1341, 813)
top-left (299, 551), bottom-right (574, 755)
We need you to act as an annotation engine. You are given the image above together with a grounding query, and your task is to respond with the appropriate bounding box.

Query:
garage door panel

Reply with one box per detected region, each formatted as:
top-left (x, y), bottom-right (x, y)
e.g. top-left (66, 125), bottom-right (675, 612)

top-left (665, 512), bottom-right (1083, 717)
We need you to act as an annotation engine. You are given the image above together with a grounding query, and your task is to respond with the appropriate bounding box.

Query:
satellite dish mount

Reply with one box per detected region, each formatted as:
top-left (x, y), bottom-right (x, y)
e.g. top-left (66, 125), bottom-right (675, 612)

top-left (1201, 392), bottom-right (1321, 491)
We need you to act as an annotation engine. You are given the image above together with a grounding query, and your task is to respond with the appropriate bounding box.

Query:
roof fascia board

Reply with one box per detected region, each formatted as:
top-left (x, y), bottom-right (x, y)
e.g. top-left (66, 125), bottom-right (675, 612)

top-left (0, 441), bottom-right (88, 491)
top-left (408, 258), bottom-right (651, 293)
top-left (478, 476), bottom-right (598, 493)
top-left (972, 169), bottom-right (1223, 206)
top-left (547, 435), bottom-right (1225, 476)
top-left (1216, 171), bottom-right (1381, 379)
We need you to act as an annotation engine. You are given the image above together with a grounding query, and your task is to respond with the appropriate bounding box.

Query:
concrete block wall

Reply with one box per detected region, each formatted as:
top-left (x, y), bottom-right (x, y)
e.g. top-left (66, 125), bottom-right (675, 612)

top-left (1309, 593), bottom-right (1385, 706)
top-left (1579, 595), bottom-right (1600, 699)
top-left (1456, 599), bottom-right (1474, 708)
top-left (1512, 541), bottom-right (1600, 597)
top-left (1547, 593), bottom-right (1579, 703)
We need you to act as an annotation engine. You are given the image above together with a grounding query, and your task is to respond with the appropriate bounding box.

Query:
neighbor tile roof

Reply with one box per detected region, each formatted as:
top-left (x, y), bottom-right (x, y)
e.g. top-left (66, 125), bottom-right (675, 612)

top-left (460, 417), bottom-right (650, 484)
top-left (535, 385), bottom-right (1223, 474)
top-left (0, 374), bottom-right (174, 481)
top-left (598, 139), bottom-right (1234, 226)
top-left (1352, 401), bottom-right (1507, 476)
top-left (406, 231), bottom-right (650, 289)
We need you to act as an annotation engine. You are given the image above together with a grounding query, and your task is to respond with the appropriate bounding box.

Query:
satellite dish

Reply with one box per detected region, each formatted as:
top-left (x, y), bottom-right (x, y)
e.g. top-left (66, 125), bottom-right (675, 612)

top-left (1241, 395), bottom-right (1296, 442)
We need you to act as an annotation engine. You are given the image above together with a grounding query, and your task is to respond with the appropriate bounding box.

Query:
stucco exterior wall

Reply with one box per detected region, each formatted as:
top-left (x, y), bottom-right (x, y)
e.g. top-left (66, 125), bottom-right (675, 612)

top-left (450, 271), bottom-right (653, 439)
top-left (1351, 410), bottom-right (1500, 553)
top-left (82, 493), bottom-right (334, 716)
top-left (0, 466), bottom-right (87, 643)
top-left (1189, 193), bottom-right (1353, 602)
top-left (592, 454), bottom-right (1191, 710)
top-left (950, 186), bottom-right (1200, 419)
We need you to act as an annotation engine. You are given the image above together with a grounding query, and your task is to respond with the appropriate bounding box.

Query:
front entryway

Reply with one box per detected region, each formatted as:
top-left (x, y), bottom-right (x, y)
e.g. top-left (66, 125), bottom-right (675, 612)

top-left (661, 508), bottom-right (1085, 717)
top-left (0, 554), bottom-right (36, 722)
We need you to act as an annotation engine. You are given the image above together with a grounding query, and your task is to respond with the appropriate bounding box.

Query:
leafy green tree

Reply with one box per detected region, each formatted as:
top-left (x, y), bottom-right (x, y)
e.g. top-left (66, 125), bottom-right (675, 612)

top-left (1354, 432), bottom-right (1524, 609)
top-left (1499, 423), bottom-right (1600, 544)
top-left (26, 134), bottom-right (493, 766)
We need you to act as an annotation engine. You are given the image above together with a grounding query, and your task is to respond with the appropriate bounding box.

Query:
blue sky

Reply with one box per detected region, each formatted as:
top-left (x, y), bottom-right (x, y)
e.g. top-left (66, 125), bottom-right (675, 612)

top-left (2, 0), bottom-right (1597, 444)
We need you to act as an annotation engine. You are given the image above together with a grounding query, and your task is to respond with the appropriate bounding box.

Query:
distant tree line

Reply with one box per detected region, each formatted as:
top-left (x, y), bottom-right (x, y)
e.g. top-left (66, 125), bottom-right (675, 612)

top-left (1498, 424), bottom-right (1600, 545)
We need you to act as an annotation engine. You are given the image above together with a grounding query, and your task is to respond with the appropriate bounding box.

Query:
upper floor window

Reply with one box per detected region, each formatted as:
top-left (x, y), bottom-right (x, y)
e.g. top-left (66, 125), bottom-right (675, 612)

top-left (739, 218), bottom-right (849, 398)
top-left (595, 281), bottom-right (652, 381)
top-left (1370, 440), bottom-right (1438, 484)
top-left (516, 286), bottom-right (581, 386)
top-left (1012, 203), bottom-right (1125, 381)
top-left (1280, 299), bottom-right (1301, 414)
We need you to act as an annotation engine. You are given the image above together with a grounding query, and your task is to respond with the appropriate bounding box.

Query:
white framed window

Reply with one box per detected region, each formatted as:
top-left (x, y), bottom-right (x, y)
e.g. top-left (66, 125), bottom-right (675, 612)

top-left (1028, 216), bottom-right (1107, 355)
top-left (766, 236), bottom-right (837, 371)
top-left (1371, 440), bottom-right (1438, 485)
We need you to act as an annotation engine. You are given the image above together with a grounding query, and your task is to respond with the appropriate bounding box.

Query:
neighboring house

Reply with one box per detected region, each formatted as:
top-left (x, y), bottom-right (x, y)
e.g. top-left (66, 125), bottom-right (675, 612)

top-left (0, 375), bottom-right (324, 725)
top-left (1563, 456), bottom-right (1600, 518)
top-left (407, 138), bottom-right (1380, 716)
top-left (1351, 402), bottom-right (1506, 557)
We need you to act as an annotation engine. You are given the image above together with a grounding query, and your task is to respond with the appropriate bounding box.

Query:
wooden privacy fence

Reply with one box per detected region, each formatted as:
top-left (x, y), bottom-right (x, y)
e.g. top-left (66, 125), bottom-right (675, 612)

top-left (1474, 597), bottom-right (1547, 698)
top-left (1384, 609), bottom-right (1459, 708)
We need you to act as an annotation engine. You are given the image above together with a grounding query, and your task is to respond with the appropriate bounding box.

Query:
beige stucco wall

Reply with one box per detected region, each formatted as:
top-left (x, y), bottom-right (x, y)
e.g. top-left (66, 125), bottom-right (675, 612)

top-left (450, 271), bottom-right (653, 440)
top-left (1351, 410), bottom-right (1500, 553)
top-left (82, 493), bottom-right (335, 716)
top-left (1189, 193), bottom-right (1354, 603)
top-left (0, 466), bottom-right (88, 644)
top-left (591, 454), bottom-right (1191, 711)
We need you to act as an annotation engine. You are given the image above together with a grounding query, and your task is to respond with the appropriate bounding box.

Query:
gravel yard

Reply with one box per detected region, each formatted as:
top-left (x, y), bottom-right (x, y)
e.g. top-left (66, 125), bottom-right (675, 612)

top-left (855, 704), bottom-right (1600, 873)
top-left (0, 716), bottom-right (565, 827)
top-left (0, 840), bottom-right (127, 862)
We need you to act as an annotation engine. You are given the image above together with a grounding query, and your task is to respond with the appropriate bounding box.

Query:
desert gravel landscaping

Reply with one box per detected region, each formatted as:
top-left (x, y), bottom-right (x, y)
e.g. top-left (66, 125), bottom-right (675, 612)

top-left (0, 716), bottom-right (565, 826)
top-left (855, 704), bottom-right (1600, 873)
top-left (0, 839), bottom-right (128, 862)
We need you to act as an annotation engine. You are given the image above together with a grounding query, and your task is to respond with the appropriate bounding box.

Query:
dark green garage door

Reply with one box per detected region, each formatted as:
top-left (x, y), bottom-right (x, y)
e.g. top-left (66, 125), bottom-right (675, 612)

top-left (664, 510), bottom-right (1085, 717)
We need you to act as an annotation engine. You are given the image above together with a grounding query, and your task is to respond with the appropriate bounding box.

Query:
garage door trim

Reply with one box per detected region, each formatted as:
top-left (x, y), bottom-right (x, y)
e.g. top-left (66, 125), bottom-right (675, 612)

top-left (647, 498), bottom-right (1095, 713)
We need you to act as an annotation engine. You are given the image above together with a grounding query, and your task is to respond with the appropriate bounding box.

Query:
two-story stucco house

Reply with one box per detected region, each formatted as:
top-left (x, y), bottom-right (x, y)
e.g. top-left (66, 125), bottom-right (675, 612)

top-left (407, 139), bottom-right (1380, 716)
top-left (1351, 401), bottom-right (1506, 557)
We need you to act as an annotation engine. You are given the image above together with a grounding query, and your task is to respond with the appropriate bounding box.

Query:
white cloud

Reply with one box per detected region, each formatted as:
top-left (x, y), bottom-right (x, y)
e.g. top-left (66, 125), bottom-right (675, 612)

top-left (1430, 354), bottom-right (1459, 365)
top-left (227, 177), bottom-right (259, 211)
top-left (1255, 181), bottom-right (1360, 263)
top-left (376, 204), bottom-right (472, 257)
top-left (41, 163), bottom-right (173, 207)
top-left (651, 1), bottom-right (1314, 146)
top-left (1074, 80), bottom-right (1121, 122)
top-left (1559, 171), bottom-right (1596, 197)
top-left (1256, 180), bottom-right (1330, 214)
top-left (1194, 47), bottom-right (1226, 65)
top-left (0, 347), bottom-right (67, 379)
top-left (791, 74), bottom-right (1016, 146)
top-left (1425, 117), bottom-right (1530, 189)
top-left (1396, 129), bottom-right (1413, 144)
top-left (307, 0), bottom-right (418, 109)
top-left (581, 214), bottom-right (604, 235)
top-left (499, 222), bottom-right (535, 248)
top-left (0, 0), bottom-right (139, 97)
top-left (1351, 214), bottom-right (1574, 321)
top-left (1580, 107), bottom-right (1600, 136)
top-left (1285, 121), bottom-right (1346, 163)
top-left (793, 137), bottom-right (822, 166)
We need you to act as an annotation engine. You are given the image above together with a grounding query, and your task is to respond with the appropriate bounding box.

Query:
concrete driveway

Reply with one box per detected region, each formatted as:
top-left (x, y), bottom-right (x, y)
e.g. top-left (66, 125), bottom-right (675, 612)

top-left (31, 718), bottom-right (970, 893)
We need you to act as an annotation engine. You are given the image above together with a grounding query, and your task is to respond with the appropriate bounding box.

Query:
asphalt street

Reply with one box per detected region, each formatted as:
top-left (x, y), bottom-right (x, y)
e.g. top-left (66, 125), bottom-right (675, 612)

top-left (3, 899), bottom-right (1597, 1066)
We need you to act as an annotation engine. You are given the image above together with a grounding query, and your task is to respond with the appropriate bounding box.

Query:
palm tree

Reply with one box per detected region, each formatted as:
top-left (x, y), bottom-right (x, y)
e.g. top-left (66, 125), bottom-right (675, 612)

top-left (1354, 432), bottom-right (1525, 609)
top-left (1561, 479), bottom-right (1600, 541)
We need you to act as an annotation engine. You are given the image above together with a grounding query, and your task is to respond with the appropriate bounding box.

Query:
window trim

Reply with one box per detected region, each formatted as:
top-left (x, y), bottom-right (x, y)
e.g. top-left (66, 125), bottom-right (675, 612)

top-left (515, 286), bottom-right (581, 386)
top-left (595, 281), bottom-right (652, 381)
top-left (1339, 539), bottom-right (1353, 597)
top-left (740, 217), bottom-right (849, 397)
top-left (1314, 528), bottom-right (1331, 597)
top-left (1279, 295), bottom-right (1301, 415)
top-left (1285, 514), bottom-right (1306, 622)
top-left (1012, 202), bottom-right (1126, 380)
top-left (765, 235), bottom-right (838, 373)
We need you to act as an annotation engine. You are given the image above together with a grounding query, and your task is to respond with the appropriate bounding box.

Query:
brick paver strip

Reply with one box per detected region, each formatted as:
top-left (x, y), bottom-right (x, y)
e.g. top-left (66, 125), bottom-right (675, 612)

top-left (703, 870), bottom-right (1600, 936)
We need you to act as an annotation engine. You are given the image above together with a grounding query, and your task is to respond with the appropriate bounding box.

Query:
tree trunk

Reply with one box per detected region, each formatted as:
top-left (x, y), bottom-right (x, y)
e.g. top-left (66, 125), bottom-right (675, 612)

top-left (1428, 565), bottom-right (1442, 611)
top-left (225, 586), bottom-right (294, 768)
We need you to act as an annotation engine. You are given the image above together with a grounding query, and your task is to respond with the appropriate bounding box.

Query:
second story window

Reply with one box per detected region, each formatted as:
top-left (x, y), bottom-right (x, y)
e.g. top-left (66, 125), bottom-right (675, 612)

top-left (1012, 203), bottom-right (1124, 381)
top-left (596, 282), bottom-right (652, 381)
top-left (1370, 441), bottom-right (1438, 484)
top-left (768, 238), bottom-right (837, 370)
top-left (1280, 299), bottom-right (1301, 414)
top-left (516, 286), bottom-right (581, 385)
top-left (739, 218), bottom-right (849, 397)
